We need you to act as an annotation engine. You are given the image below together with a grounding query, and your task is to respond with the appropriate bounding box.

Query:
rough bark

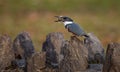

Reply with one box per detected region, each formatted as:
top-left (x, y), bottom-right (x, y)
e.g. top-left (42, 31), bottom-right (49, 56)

top-left (1, 32), bottom-right (119, 72)
top-left (0, 34), bottom-right (14, 71)
top-left (60, 36), bottom-right (88, 72)
top-left (27, 52), bottom-right (46, 72)
top-left (13, 32), bottom-right (35, 71)
top-left (42, 32), bottom-right (88, 72)
top-left (42, 32), bottom-right (65, 69)
top-left (84, 33), bottom-right (104, 63)
top-left (103, 43), bottom-right (120, 72)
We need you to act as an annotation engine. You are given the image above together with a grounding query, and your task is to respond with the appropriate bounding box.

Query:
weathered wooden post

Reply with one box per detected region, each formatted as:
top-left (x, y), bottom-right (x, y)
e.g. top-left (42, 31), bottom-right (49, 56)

top-left (0, 35), bottom-right (14, 71)
top-left (60, 36), bottom-right (88, 72)
top-left (103, 43), bottom-right (120, 72)
top-left (42, 32), bottom-right (65, 72)
top-left (12, 32), bottom-right (46, 72)
top-left (84, 33), bottom-right (105, 63)
top-left (13, 32), bottom-right (35, 72)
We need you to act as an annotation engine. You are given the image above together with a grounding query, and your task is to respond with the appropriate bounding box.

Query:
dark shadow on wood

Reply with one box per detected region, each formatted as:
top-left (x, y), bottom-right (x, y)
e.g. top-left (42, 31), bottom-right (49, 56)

top-left (13, 32), bottom-right (35, 72)
top-left (84, 33), bottom-right (105, 64)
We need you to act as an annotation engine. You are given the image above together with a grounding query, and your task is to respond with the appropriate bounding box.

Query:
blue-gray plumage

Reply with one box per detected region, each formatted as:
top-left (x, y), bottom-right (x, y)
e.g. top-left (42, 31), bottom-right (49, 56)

top-left (55, 16), bottom-right (89, 37)
top-left (65, 23), bottom-right (86, 36)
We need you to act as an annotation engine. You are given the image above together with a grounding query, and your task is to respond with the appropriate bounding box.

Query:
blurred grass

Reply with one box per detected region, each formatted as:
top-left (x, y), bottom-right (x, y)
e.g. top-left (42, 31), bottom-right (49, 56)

top-left (1, 0), bottom-right (120, 13)
top-left (0, 12), bottom-right (120, 50)
top-left (0, 0), bottom-right (120, 50)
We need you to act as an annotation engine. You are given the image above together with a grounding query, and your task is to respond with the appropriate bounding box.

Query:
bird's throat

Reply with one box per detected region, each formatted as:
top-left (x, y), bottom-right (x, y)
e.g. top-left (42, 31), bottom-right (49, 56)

top-left (63, 21), bottom-right (73, 26)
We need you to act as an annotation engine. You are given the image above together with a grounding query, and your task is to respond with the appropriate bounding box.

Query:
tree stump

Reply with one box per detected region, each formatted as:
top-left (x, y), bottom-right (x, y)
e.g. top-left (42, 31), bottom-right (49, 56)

top-left (60, 36), bottom-right (88, 72)
top-left (13, 32), bottom-right (35, 71)
top-left (103, 43), bottom-right (120, 72)
top-left (84, 33), bottom-right (104, 63)
top-left (0, 35), bottom-right (14, 71)
top-left (42, 32), bottom-right (65, 72)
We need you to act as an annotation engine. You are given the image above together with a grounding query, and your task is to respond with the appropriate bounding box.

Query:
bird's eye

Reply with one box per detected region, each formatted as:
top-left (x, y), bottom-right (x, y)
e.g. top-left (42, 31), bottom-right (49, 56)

top-left (63, 17), bottom-right (67, 19)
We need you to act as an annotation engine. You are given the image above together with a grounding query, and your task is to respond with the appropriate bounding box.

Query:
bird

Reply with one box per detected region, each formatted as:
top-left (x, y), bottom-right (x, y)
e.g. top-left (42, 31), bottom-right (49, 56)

top-left (54, 16), bottom-right (89, 37)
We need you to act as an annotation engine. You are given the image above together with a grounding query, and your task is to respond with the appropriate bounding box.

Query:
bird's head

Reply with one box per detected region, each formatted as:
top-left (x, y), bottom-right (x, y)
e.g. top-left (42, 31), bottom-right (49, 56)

top-left (54, 16), bottom-right (73, 22)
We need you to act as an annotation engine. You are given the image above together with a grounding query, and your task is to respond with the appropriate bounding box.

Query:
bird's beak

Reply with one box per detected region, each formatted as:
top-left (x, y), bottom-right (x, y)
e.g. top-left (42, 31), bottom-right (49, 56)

top-left (54, 16), bottom-right (62, 22)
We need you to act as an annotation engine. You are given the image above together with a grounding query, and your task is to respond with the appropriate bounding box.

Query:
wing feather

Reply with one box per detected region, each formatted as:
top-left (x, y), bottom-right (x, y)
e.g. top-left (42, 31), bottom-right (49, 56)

top-left (67, 24), bottom-right (86, 36)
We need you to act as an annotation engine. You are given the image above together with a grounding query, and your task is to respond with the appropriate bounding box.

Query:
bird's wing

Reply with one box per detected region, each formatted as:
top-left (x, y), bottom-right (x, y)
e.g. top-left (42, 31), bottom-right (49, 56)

top-left (67, 24), bottom-right (86, 36)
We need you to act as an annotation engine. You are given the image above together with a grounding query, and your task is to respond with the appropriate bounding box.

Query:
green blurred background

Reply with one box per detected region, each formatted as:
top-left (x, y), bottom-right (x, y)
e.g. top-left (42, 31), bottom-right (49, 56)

top-left (0, 0), bottom-right (120, 50)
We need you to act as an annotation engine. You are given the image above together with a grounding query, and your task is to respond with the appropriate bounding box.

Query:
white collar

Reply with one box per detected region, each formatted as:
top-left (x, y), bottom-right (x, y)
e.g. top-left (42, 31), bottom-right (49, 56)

top-left (63, 21), bottom-right (73, 26)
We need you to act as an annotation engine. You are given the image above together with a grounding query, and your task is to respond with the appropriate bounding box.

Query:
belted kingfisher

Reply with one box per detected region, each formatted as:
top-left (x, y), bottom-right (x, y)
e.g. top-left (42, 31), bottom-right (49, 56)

top-left (55, 16), bottom-right (89, 37)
